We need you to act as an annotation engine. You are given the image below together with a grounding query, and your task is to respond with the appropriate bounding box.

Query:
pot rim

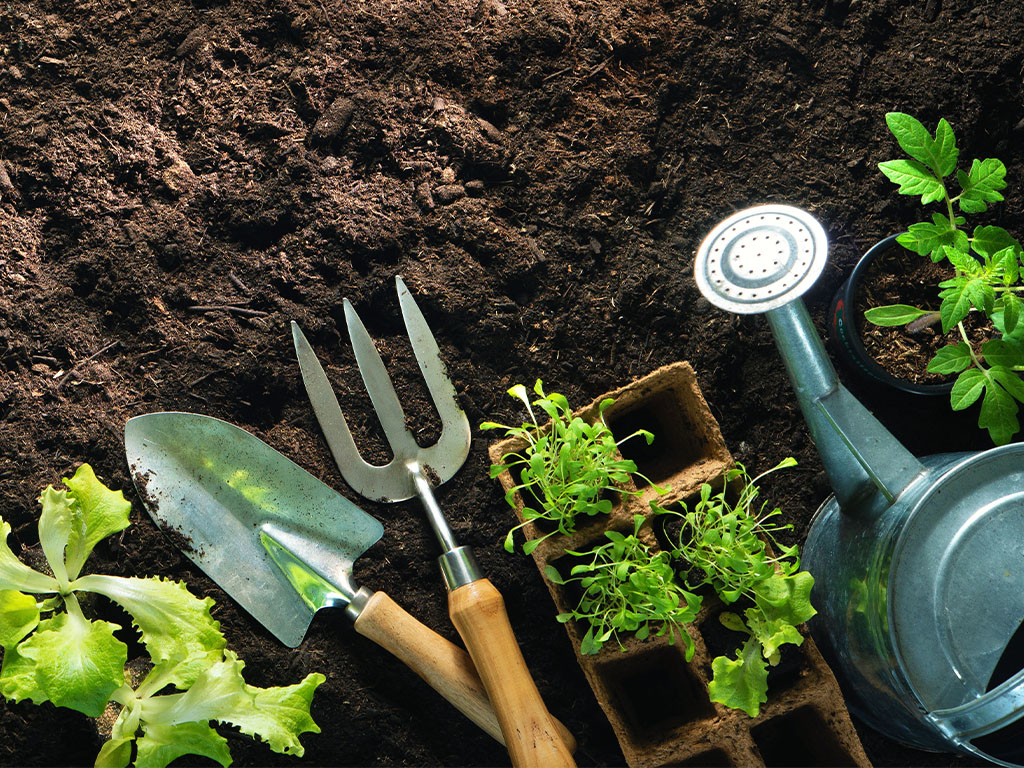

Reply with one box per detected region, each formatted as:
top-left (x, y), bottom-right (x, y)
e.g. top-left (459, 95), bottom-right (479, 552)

top-left (830, 234), bottom-right (955, 396)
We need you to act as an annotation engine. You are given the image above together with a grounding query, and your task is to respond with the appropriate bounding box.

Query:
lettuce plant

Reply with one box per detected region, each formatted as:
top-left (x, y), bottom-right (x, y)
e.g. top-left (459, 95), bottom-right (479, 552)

top-left (482, 380), bottom-right (666, 554)
top-left (0, 464), bottom-right (325, 768)
top-left (656, 458), bottom-right (815, 717)
top-left (866, 112), bottom-right (1024, 445)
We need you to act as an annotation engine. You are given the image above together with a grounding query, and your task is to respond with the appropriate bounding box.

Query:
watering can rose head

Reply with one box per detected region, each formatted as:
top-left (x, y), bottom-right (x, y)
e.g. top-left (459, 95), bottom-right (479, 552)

top-left (867, 111), bottom-right (1024, 445)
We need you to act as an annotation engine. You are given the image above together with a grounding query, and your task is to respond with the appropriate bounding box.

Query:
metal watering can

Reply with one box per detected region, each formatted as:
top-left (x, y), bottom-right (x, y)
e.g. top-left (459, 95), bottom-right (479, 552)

top-left (694, 205), bottom-right (1024, 766)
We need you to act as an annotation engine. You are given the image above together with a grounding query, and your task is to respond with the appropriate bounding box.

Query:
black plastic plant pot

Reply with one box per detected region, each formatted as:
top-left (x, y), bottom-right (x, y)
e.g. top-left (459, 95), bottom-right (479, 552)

top-left (829, 234), bottom-right (954, 398)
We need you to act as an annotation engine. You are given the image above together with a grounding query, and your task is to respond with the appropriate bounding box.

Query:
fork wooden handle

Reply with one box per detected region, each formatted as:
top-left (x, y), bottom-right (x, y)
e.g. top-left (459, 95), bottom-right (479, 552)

top-left (448, 578), bottom-right (577, 768)
top-left (353, 591), bottom-right (576, 754)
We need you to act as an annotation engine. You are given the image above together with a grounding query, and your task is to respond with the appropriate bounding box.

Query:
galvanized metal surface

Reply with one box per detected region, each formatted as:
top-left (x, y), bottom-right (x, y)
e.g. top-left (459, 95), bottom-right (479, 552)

top-left (696, 204), bottom-right (1024, 767)
top-left (124, 412), bottom-right (384, 647)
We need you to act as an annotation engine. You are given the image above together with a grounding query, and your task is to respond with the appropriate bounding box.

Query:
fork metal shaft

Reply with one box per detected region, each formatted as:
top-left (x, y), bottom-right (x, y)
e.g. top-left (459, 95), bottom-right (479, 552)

top-left (410, 459), bottom-right (483, 589)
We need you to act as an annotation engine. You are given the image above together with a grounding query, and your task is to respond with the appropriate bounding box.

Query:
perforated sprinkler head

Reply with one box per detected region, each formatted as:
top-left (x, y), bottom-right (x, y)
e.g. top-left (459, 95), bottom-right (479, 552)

top-left (694, 204), bottom-right (828, 314)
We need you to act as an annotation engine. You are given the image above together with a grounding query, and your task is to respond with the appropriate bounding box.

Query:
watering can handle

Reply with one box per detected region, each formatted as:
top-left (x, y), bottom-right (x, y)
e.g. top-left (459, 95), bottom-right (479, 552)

top-left (928, 666), bottom-right (1024, 744)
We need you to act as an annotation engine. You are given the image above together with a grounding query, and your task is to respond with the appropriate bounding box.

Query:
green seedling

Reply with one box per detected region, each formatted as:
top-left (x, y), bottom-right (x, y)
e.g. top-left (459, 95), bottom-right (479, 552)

top-left (543, 514), bottom-right (701, 657)
top-left (866, 111), bottom-right (1024, 445)
top-left (482, 380), bottom-right (666, 555)
top-left (656, 458), bottom-right (815, 717)
top-left (0, 464), bottom-right (324, 768)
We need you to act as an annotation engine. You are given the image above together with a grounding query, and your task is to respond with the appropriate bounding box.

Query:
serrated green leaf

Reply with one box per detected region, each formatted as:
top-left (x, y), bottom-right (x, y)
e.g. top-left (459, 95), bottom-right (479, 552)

top-left (928, 342), bottom-right (973, 374)
top-left (0, 589), bottom-right (40, 646)
top-left (939, 284), bottom-right (972, 333)
top-left (134, 721), bottom-right (232, 768)
top-left (755, 572), bottom-right (816, 625)
top-left (61, 464), bottom-right (131, 581)
top-left (1004, 293), bottom-right (1022, 335)
top-left (37, 487), bottom-right (76, 589)
top-left (951, 368), bottom-right (987, 411)
top-left (979, 385), bottom-right (1019, 445)
top-left (896, 214), bottom-right (958, 257)
top-left (981, 339), bottom-right (1024, 369)
top-left (225, 671), bottom-right (325, 757)
top-left (972, 225), bottom-right (1019, 258)
top-left (991, 368), bottom-right (1024, 404)
top-left (885, 113), bottom-right (959, 176)
top-left (958, 158), bottom-right (1007, 214)
top-left (0, 519), bottom-right (58, 596)
top-left (72, 575), bottom-right (224, 688)
top-left (878, 159), bottom-right (946, 204)
top-left (708, 637), bottom-right (769, 717)
top-left (744, 610), bottom-right (804, 660)
top-left (965, 279), bottom-right (995, 315)
top-left (18, 611), bottom-right (127, 717)
top-left (0, 642), bottom-right (47, 704)
top-left (945, 246), bottom-right (981, 275)
top-left (864, 304), bottom-right (930, 326)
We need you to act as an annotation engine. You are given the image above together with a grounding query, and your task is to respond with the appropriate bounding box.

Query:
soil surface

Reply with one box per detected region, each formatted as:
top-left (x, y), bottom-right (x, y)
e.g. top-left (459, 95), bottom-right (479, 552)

top-left (1, 0), bottom-right (1022, 766)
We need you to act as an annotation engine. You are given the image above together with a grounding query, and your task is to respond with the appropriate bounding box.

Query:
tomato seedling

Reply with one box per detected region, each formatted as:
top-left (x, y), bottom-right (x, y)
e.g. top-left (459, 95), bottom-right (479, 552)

top-left (867, 111), bottom-right (1024, 445)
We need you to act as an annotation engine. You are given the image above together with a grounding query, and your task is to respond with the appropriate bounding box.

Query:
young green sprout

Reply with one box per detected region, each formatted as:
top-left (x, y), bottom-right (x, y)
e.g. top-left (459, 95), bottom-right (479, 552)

top-left (482, 380), bottom-right (667, 555)
top-left (543, 514), bottom-right (701, 658)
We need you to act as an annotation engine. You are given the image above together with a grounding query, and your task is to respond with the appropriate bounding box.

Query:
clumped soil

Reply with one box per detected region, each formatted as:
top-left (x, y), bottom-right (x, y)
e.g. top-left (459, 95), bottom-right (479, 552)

top-left (1, 0), bottom-right (1021, 766)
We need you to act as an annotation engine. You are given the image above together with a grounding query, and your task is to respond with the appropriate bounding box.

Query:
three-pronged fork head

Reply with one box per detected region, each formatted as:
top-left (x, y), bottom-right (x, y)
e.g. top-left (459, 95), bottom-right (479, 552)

top-left (291, 276), bottom-right (471, 504)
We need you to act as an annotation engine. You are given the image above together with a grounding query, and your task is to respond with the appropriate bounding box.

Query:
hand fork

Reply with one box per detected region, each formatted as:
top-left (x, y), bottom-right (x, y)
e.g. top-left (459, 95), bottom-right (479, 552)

top-left (292, 276), bottom-right (576, 768)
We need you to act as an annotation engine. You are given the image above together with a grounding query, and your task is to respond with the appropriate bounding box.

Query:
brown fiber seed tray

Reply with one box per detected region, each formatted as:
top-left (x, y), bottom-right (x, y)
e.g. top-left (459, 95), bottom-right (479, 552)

top-left (488, 363), bottom-right (871, 768)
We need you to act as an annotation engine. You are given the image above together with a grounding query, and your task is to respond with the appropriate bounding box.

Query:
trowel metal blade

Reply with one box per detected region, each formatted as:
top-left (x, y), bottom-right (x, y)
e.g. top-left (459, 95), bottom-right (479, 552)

top-left (124, 412), bottom-right (384, 647)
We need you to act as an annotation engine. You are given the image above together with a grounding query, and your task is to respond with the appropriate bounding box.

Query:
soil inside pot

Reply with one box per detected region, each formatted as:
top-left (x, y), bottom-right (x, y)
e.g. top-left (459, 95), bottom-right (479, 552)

top-left (854, 243), bottom-right (992, 385)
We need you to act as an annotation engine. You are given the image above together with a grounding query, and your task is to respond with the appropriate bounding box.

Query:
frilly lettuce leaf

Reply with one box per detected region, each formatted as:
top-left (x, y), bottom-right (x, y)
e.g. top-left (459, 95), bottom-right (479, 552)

top-left (232, 671), bottom-right (327, 756)
top-left (72, 574), bottom-right (224, 688)
top-left (0, 518), bottom-right (59, 595)
top-left (708, 636), bottom-right (768, 717)
top-left (0, 589), bottom-right (40, 647)
top-left (134, 721), bottom-right (233, 768)
top-left (753, 571), bottom-right (816, 625)
top-left (38, 486), bottom-right (77, 588)
top-left (140, 650), bottom-right (325, 758)
top-left (0, 642), bottom-right (47, 704)
top-left (62, 464), bottom-right (131, 581)
top-left (18, 610), bottom-right (127, 716)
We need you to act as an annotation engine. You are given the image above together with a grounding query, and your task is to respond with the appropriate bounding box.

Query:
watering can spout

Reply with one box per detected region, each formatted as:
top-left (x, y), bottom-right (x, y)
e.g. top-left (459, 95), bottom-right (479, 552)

top-left (766, 302), bottom-right (925, 512)
top-left (692, 204), bottom-right (925, 514)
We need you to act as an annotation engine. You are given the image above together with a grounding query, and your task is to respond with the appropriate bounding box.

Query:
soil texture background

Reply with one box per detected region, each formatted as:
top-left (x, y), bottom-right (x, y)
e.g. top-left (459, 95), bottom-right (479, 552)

top-left (1, 0), bottom-right (1022, 765)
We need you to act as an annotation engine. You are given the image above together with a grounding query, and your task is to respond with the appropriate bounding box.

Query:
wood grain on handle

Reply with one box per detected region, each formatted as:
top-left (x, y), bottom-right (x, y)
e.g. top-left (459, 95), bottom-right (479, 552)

top-left (448, 579), bottom-right (577, 768)
top-left (352, 591), bottom-right (576, 753)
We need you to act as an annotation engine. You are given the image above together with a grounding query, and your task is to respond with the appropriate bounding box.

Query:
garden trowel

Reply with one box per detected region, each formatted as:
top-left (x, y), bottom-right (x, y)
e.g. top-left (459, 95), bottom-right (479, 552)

top-left (124, 412), bottom-right (515, 745)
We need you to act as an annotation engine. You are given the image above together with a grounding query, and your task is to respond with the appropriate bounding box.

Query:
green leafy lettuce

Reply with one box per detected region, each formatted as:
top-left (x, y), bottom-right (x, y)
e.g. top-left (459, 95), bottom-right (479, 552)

top-left (0, 464), bottom-right (325, 767)
top-left (657, 458), bottom-right (815, 716)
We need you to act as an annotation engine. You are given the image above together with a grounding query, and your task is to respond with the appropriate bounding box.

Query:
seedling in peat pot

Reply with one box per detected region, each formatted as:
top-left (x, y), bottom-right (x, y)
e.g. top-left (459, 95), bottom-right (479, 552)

top-left (482, 380), bottom-right (667, 554)
top-left (0, 464), bottom-right (324, 768)
top-left (656, 458), bottom-right (815, 717)
top-left (543, 514), bottom-right (701, 658)
top-left (866, 112), bottom-right (1024, 445)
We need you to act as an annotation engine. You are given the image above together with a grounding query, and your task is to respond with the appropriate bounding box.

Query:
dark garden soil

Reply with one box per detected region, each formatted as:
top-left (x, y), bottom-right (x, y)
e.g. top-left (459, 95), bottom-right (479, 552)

top-left (1, 0), bottom-right (1022, 766)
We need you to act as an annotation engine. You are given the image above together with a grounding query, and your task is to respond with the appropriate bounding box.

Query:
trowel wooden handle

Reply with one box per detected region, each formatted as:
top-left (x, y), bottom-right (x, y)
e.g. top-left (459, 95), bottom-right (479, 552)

top-left (353, 591), bottom-right (575, 753)
top-left (448, 578), bottom-right (577, 768)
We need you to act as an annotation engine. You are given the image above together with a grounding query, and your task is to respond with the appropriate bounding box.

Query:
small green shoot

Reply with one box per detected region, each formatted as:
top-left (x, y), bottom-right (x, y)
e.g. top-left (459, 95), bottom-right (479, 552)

top-left (868, 112), bottom-right (1024, 445)
top-left (482, 380), bottom-right (667, 555)
top-left (656, 458), bottom-right (815, 717)
top-left (543, 514), bottom-right (701, 657)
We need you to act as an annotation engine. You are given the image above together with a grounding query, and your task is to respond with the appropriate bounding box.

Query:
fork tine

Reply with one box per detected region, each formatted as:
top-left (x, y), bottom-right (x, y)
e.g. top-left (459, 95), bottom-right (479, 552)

top-left (396, 277), bottom-right (471, 481)
top-left (343, 298), bottom-right (420, 462)
top-left (291, 321), bottom-right (390, 498)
